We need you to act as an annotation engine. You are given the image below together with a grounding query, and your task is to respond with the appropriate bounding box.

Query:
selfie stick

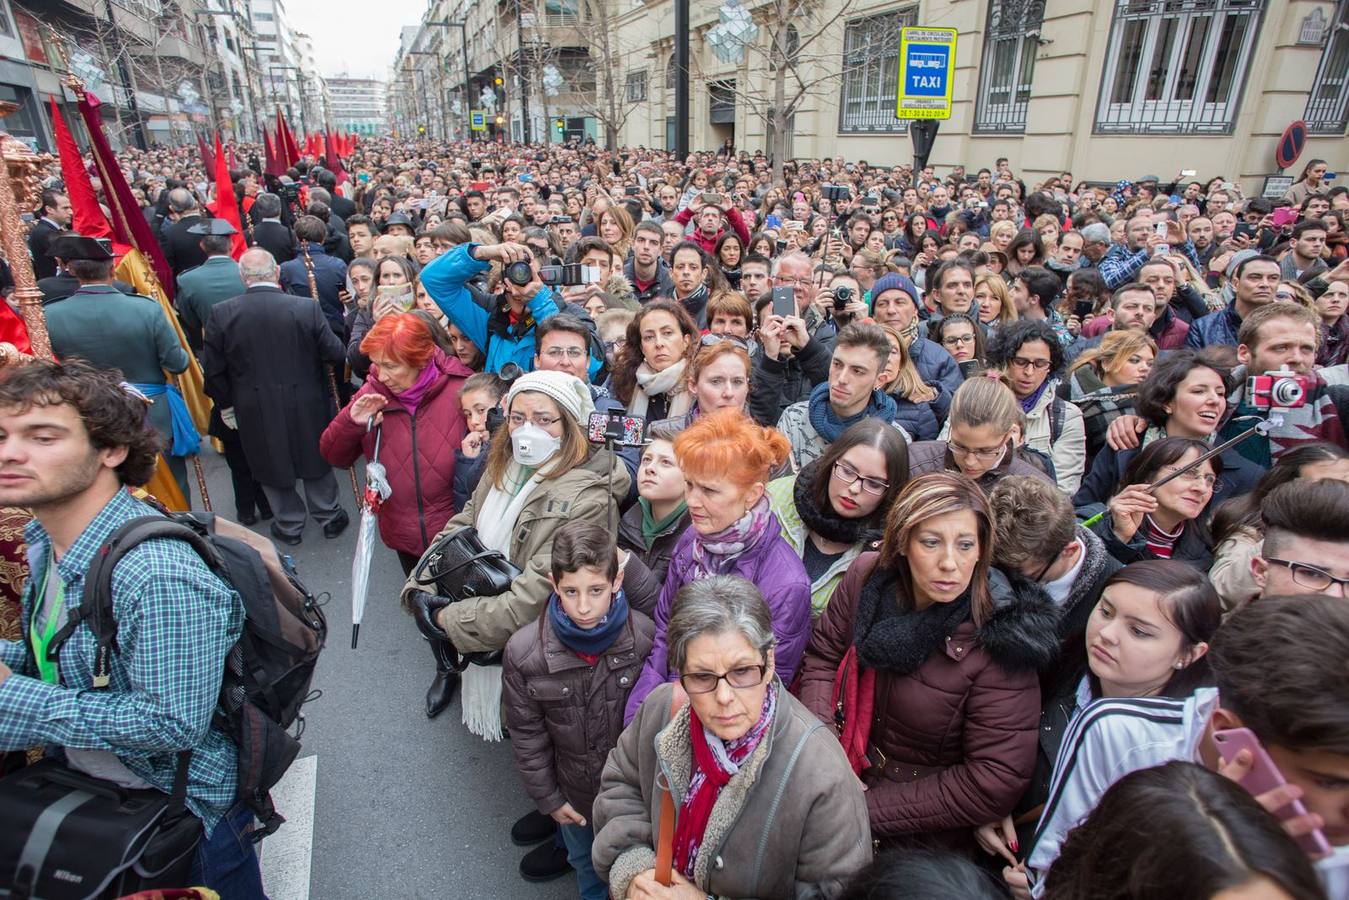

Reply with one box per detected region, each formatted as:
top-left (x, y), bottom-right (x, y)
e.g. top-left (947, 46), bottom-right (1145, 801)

top-left (1080, 414), bottom-right (1279, 530)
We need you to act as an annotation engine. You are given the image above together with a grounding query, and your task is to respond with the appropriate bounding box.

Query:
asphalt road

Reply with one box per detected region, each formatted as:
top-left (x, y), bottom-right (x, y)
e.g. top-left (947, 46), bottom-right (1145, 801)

top-left (193, 449), bottom-right (575, 900)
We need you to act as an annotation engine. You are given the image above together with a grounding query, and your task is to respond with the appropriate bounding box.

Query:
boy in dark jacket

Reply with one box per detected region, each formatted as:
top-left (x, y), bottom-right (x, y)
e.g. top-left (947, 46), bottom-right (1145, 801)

top-left (503, 522), bottom-right (655, 900)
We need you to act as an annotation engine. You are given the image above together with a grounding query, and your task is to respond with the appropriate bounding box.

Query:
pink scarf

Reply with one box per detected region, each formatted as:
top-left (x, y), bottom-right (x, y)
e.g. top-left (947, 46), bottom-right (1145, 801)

top-left (689, 495), bottom-right (773, 579)
top-left (390, 351), bottom-right (444, 416)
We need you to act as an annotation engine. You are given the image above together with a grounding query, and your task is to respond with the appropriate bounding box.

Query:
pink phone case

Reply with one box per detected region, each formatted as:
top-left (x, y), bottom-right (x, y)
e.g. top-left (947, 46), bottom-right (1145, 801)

top-left (1214, 727), bottom-right (1332, 856)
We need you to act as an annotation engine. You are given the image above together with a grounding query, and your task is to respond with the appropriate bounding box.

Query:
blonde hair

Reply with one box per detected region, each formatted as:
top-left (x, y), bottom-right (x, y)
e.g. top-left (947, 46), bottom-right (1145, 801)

top-left (989, 221), bottom-right (1017, 244)
top-left (876, 324), bottom-right (938, 403)
top-left (483, 390), bottom-right (592, 489)
top-left (599, 206), bottom-right (635, 258)
top-left (949, 375), bottom-right (1021, 434)
top-left (1071, 330), bottom-right (1158, 380)
top-left (975, 274), bottom-right (1018, 326)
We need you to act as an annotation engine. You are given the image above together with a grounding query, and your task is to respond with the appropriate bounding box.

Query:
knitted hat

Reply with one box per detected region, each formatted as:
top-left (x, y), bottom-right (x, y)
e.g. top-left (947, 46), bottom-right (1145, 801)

top-left (1225, 248), bottom-right (1260, 277)
top-left (506, 369), bottom-right (595, 425)
top-left (870, 273), bottom-right (921, 307)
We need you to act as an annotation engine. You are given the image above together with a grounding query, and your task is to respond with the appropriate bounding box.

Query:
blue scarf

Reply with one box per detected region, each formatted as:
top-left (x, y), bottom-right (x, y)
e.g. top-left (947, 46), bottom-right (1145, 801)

top-left (548, 589), bottom-right (630, 656)
top-left (131, 382), bottom-right (200, 457)
top-left (807, 381), bottom-right (898, 444)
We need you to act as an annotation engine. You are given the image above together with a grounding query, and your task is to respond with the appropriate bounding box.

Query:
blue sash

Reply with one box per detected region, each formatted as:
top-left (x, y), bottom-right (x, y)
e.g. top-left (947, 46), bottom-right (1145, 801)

top-left (130, 382), bottom-right (201, 457)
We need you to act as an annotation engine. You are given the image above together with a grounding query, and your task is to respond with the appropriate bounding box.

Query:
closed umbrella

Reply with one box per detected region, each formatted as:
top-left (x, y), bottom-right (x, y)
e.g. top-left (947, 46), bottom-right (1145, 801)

top-left (350, 421), bottom-right (391, 649)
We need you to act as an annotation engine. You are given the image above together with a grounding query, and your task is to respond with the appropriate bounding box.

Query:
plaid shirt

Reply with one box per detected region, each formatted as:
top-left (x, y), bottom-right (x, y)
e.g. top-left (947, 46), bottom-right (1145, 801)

top-left (0, 488), bottom-right (243, 834)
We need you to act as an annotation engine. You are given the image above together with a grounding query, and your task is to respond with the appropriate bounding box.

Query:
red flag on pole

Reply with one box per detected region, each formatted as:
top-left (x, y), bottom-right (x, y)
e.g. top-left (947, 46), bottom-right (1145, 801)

top-left (225, 143), bottom-right (237, 172)
top-left (195, 129), bottom-right (216, 174)
top-left (209, 134), bottom-right (247, 260)
top-left (74, 90), bottom-right (175, 298)
top-left (48, 98), bottom-right (113, 240)
top-left (276, 109), bottom-right (300, 169)
top-left (325, 131), bottom-right (350, 185)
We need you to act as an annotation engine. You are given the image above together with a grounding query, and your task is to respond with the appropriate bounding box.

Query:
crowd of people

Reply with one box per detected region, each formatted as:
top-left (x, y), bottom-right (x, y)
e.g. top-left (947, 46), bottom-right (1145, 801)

top-left (2, 134), bottom-right (1348, 899)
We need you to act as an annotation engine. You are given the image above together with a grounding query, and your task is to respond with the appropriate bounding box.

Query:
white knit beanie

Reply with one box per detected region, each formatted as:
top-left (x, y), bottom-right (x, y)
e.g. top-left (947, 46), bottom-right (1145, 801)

top-left (506, 369), bottom-right (596, 425)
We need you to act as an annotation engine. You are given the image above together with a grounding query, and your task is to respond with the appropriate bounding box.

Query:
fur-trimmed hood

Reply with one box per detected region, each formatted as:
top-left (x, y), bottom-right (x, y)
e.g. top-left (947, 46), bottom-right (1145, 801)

top-left (982, 568), bottom-right (1063, 673)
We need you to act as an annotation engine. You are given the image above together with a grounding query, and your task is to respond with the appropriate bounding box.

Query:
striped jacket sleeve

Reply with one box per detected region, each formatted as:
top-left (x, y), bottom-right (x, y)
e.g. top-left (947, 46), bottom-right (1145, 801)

top-left (1025, 696), bottom-right (1189, 896)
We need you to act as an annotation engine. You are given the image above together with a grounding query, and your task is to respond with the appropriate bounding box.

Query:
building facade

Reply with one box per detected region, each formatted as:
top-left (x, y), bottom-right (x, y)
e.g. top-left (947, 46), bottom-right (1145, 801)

top-left (598, 0), bottom-right (1347, 189)
top-left (1, 0), bottom-right (221, 150)
top-left (328, 75), bottom-right (386, 135)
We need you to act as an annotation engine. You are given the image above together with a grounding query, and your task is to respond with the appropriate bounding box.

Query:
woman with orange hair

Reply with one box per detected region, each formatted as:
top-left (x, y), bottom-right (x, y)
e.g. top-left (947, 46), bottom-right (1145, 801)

top-left (320, 312), bottom-right (476, 716)
top-left (624, 408), bottom-right (812, 721)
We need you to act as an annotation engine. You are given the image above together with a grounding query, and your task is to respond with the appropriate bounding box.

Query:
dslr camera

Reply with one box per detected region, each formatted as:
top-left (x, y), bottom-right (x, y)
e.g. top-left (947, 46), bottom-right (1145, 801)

top-left (540, 264), bottom-right (601, 287)
top-left (1247, 368), bottom-right (1311, 410)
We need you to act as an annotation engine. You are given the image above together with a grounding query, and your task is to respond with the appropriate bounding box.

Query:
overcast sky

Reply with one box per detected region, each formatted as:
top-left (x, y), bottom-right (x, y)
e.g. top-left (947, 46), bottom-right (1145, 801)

top-left (285, 0), bottom-right (428, 79)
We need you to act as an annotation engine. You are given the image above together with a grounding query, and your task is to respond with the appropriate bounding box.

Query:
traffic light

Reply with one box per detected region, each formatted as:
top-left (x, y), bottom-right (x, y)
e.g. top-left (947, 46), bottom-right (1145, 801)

top-left (554, 118), bottom-right (564, 132)
top-left (418, 125), bottom-right (426, 134)
top-left (494, 76), bottom-right (503, 86)
top-left (495, 115), bottom-right (504, 125)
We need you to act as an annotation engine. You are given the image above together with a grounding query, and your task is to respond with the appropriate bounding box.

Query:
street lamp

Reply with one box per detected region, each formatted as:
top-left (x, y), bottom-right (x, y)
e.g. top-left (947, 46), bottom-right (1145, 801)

top-left (422, 19), bottom-right (472, 139)
top-left (404, 50), bottom-right (448, 139)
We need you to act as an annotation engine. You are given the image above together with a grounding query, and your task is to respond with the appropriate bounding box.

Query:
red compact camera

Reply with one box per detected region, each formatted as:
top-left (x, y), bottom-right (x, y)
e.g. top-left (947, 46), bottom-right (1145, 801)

top-left (1246, 369), bottom-right (1311, 410)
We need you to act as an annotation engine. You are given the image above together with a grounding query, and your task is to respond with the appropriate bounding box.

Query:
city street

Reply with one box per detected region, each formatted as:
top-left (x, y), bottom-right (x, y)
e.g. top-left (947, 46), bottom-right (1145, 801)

top-left (190, 450), bottom-right (573, 900)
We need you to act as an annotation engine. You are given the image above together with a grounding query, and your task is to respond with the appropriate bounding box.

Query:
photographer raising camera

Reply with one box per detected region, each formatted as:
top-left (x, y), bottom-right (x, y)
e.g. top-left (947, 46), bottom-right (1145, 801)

top-left (419, 240), bottom-right (562, 376)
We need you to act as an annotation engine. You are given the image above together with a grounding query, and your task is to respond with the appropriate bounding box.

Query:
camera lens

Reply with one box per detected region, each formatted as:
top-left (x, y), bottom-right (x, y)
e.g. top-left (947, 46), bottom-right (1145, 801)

top-left (504, 260), bottom-right (533, 286)
top-left (1270, 377), bottom-right (1305, 407)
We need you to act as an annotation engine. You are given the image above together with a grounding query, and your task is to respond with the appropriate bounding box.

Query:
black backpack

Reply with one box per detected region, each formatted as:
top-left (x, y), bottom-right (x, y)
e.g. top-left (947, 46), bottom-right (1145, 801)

top-left (54, 512), bottom-right (326, 838)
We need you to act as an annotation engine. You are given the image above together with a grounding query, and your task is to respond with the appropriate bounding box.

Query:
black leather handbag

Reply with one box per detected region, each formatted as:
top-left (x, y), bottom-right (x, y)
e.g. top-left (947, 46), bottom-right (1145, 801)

top-left (409, 526), bottom-right (522, 670)
top-left (0, 755), bottom-right (201, 899)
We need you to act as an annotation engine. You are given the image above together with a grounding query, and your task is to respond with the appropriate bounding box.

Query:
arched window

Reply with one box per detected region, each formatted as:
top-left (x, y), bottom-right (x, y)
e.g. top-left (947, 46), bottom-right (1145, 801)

top-left (666, 54), bottom-right (677, 90)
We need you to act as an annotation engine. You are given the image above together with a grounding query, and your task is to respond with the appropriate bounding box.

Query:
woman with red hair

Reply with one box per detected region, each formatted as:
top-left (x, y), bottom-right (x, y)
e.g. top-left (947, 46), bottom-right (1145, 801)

top-left (321, 312), bottom-right (475, 716)
top-left (624, 408), bottom-right (812, 721)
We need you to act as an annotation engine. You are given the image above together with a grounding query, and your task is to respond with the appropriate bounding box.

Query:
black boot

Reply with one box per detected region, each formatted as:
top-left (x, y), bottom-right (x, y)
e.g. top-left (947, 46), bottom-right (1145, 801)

top-left (426, 640), bottom-right (459, 719)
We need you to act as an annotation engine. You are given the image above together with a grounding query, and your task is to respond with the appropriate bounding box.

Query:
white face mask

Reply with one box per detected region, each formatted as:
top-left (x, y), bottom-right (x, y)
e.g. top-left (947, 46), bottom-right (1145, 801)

top-left (510, 423), bottom-right (561, 468)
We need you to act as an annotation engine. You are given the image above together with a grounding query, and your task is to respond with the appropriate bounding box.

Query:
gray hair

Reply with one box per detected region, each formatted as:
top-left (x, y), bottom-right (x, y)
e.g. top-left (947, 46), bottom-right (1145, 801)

top-left (168, 188), bottom-right (197, 214)
top-left (308, 186), bottom-right (332, 206)
top-left (252, 193), bottom-right (282, 219)
top-left (239, 248), bottom-right (279, 283)
top-left (771, 251), bottom-right (812, 277)
top-left (667, 576), bottom-right (776, 672)
top-left (1080, 222), bottom-right (1111, 246)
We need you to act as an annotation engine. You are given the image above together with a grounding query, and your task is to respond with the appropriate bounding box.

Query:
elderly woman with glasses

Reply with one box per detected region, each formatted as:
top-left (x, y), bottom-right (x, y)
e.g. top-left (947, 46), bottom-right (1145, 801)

top-left (592, 576), bottom-right (872, 900)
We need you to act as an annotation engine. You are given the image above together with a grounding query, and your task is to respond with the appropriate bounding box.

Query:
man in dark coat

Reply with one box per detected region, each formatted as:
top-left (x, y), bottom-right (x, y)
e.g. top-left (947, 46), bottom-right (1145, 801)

top-left (160, 188), bottom-right (209, 278)
top-left (248, 193), bottom-right (298, 264)
top-left (202, 247), bottom-right (348, 545)
top-left (279, 215), bottom-right (347, 336)
top-left (28, 190), bottom-right (72, 280)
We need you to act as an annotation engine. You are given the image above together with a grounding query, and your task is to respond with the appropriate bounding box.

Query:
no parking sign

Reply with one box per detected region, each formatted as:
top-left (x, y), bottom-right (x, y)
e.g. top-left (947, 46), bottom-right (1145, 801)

top-left (896, 27), bottom-right (957, 120)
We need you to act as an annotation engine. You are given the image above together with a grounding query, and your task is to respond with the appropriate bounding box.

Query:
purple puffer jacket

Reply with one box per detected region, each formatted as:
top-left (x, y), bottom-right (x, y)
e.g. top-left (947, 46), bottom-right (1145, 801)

top-left (624, 513), bottom-right (812, 723)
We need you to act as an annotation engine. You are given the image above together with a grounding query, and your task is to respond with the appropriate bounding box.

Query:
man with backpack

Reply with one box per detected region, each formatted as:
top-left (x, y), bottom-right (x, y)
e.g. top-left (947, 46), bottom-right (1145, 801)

top-left (0, 360), bottom-right (263, 896)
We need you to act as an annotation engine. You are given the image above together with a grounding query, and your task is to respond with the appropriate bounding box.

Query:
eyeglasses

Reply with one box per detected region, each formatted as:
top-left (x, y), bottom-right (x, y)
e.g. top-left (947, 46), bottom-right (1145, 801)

top-left (679, 663), bottom-right (769, 694)
top-left (832, 460), bottom-right (889, 495)
top-left (1262, 558), bottom-right (1349, 594)
top-left (1008, 356), bottom-right (1052, 372)
top-left (1157, 465), bottom-right (1218, 489)
top-left (949, 439), bottom-right (1007, 460)
top-left (542, 346), bottom-right (587, 361)
top-left (508, 412), bottom-right (560, 428)
top-left (700, 333), bottom-right (749, 349)
top-left (941, 334), bottom-right (976, 346)
top-left (774, 276), bottom-right (812, 289)
top-left (604, 338), bottom-right (626, 354)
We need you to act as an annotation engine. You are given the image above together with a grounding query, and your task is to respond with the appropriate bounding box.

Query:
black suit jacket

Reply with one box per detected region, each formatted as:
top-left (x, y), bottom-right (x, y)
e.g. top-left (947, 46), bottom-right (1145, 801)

top-left (201, 285), bottom-right (344, 485)
top-left (251, 220), bottom-right (297, 264)
top-left (27, 219), bottom-right (62, 281)
top-left (329, 194), bottom-right (356, 221)
top-left (162, 214), bottom-right (209, 277)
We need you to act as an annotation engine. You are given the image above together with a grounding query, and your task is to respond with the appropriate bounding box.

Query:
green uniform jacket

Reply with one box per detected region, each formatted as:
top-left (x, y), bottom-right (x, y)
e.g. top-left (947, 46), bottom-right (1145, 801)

top-left (46, 284), bottom-right (189, 441)
top-left (175, 256), bottom-right (246, 351)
